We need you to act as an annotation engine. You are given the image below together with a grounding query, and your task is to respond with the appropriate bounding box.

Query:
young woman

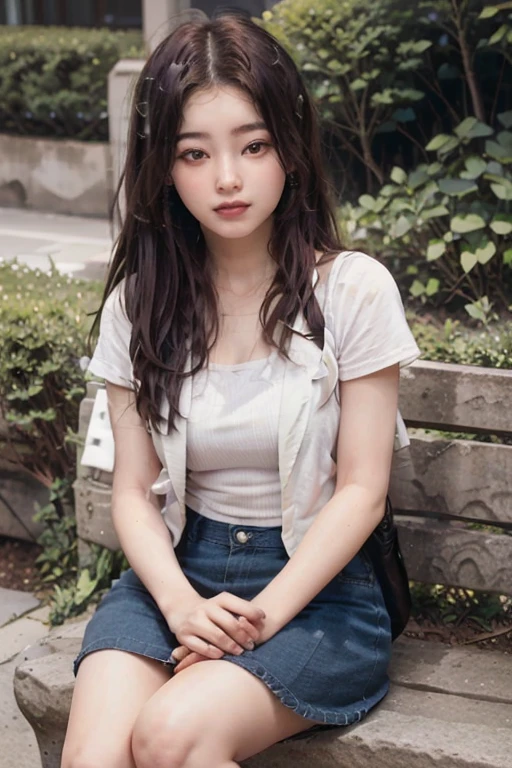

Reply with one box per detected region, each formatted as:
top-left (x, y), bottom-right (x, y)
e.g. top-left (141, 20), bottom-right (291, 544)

top-left (62, 14), bottom-right (420, 768)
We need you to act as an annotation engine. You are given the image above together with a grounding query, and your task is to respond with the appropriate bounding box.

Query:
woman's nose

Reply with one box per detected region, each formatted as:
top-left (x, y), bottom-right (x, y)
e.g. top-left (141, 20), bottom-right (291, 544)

top-left (215, 157), bottom-right (242, 192)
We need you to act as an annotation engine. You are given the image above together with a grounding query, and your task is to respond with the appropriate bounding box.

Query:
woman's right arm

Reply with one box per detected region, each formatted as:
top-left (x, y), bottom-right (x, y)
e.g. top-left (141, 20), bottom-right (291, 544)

top-left (106, 381), bottom-right (264, 657)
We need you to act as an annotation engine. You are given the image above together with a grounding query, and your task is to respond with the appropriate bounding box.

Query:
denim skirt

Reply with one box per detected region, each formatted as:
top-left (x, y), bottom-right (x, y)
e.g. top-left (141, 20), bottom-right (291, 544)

top-left (74, 508), bottom-right (392, 727)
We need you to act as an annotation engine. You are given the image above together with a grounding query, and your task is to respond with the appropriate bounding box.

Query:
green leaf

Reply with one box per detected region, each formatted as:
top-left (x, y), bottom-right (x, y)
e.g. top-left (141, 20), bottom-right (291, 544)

top-left (427, 162), bottom-right (442, 175)
top-left (504, 249), bottom-right (512, 265)
top-left (460, 156), bottom-right (487, 179)
top-left (409, 279), bottom-right (425, 297)
top-left (461, 250), bottom-right (478, 273)
top-left (422, 205), bottom-right (449, 220)
top-left (490, 215), bottom-right (512, 235)
top-left (350, 78), bottom-right (367, 91)
top-left (391, 215), bottom-right (413, 238)
top-left (439, 179), bottom-right (478, 197)
top-left (465, 303), bottom-right (486, 321)
top-left (476, 239), bottom-right (496, 264)
top-left (450, 214), bottom-right (486, 233)
top-left (390, 166), bottom-right (407, 185)
top-left (489, 24), bottom-right (507, 45)
top-left (359, 194), bottom-right (376, 211)
top-left (498, 111), bottom-right (512, 130)
top-left (408, 168), bottom-right (429, 190)
top-left (485, 139), bottom-right (512, 163)
top-left (479, 6), bottom-right (499, 18)
top-left (425, 278), bottom-right (440, 296)
top-left (444, 231), bottom-right (454, 243)
top-left (393, 107), bottom-right (416, 123)
top-left (425, 134), bottom-right (452, 151)
top-left (491, 183), bottom-right (512, 200)
top-left (454, 117), bottom-right (477, 139)
top-left (498, 130), bottom-right (512, 151)
top-left (426, 239), bottom-right (446, 261)
top-left (438, 136), bottom-right (461, 156)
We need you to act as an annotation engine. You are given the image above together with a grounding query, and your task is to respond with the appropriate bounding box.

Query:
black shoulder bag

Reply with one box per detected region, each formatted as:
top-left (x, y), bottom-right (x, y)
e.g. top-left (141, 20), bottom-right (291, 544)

top-left (362, 496), bottom-right (411, 640)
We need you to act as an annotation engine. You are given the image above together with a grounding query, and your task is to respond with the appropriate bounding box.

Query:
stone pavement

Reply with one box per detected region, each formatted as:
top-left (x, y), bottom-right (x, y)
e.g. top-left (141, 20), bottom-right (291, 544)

top-left (0, 208), bottom-right (112, 281)
top-left (0, 588), bottom-right (50, 768)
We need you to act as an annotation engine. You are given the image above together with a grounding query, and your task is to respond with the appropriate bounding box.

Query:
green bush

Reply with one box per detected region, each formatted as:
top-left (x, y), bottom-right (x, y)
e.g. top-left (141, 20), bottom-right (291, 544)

top-left (345, 114), bottom-right (512, 314)
top-left (0, 261), bottom-right (127, 624)
top-left (0, 259), bottom-right (102, 487)
top-left (410, 315), bottom-right (512, 368)
top-left (260, 0), bottom-right (425, 197)
top-left (0, 25), bottom-right (143, 141)
top-left (260, 0), bottom-right (512, 200)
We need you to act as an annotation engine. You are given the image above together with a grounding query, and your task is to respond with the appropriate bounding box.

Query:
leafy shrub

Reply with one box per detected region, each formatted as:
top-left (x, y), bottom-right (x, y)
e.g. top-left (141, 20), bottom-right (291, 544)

top-left (260, 0), bottom-right (512, 199)
top-left (0, 261), bottom-right (127, 624)
top-left (260, 0), bottom-right (426, 197)
top-left (410, 315), bottom-right (512, 368)
top-left (0, 26), bottom-right (143, 141)
top-left (345, 113), bottom-right (512, 314)
top-left (0, 259), bottom-right (102, 487)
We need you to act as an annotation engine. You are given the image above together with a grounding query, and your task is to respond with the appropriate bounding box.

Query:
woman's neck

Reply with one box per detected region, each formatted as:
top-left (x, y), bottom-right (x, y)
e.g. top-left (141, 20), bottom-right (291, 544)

top-left (202, 220), bottom-right (276, 291)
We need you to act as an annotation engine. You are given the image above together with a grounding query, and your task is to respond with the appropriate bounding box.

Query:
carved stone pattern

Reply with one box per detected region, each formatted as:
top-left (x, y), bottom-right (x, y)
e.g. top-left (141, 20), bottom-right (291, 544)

top-left (391, 437), bottom-right (512, 524)
top-left (397, 519), bottom-right (512, 595)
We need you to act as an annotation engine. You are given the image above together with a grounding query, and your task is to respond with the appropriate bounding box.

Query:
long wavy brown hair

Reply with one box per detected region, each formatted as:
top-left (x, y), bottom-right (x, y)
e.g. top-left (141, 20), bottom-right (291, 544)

top-left (93, 14), bottom-right (343, 432)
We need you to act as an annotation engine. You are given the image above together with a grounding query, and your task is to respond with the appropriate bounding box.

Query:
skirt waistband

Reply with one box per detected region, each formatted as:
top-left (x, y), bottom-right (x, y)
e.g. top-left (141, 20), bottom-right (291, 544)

top-left (185, 507), bottom-right (285, 549)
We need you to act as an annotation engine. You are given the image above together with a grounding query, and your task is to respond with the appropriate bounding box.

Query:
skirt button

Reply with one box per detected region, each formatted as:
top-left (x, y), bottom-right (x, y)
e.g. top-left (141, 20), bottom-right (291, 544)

top-left (236, 530), bottom-right (249, 544)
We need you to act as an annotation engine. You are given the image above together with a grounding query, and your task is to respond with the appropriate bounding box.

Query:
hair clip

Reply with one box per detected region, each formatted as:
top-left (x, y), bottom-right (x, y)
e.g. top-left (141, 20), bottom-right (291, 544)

top-left (135, 101), bottom-right (149, 118)
top-left (295, 94), bottom-right (304, 120)
top-left (272, 45), bottom-right (280, 66)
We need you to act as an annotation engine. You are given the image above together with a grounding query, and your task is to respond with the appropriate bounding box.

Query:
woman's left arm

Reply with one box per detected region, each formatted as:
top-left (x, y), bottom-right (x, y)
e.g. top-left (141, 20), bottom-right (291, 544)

top-left (253, 362), bottom-right (399, 641)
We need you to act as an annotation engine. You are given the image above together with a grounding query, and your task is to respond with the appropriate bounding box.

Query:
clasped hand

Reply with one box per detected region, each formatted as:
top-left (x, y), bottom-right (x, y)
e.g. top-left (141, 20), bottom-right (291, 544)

top-left (167, 591), bottom-right (268, 674)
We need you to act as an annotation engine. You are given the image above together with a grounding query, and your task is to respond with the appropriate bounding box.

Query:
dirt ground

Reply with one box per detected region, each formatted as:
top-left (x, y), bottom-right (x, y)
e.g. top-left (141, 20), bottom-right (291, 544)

top-left (1, 535), bottom-right (510, 653)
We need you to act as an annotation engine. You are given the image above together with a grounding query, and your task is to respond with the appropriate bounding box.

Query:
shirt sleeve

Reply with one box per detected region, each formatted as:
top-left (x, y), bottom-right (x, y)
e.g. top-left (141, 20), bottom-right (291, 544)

top-left (326, 251), bottom-right (421, 381)
top-left (87, 280), bottom-right (134, 389)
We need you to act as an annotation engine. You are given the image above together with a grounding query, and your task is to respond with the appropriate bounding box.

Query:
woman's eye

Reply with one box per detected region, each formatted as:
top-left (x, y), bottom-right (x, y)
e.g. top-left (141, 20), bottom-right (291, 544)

top-left (245, 142), bottom-right (268, 155)
top-left (182, 149), bottom-right (205, 161)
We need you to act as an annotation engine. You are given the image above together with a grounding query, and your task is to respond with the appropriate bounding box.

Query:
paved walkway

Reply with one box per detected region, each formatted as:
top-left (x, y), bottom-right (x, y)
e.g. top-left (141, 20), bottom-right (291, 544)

top-left (0, 208), bottom-right (113, 281)
top-left (0, 588), bottom-right (50, 768)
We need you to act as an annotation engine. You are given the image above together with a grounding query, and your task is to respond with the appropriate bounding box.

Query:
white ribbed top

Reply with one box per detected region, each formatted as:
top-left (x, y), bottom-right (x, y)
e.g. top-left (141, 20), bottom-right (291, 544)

top-left (185, 350), bottom-right (285, 526)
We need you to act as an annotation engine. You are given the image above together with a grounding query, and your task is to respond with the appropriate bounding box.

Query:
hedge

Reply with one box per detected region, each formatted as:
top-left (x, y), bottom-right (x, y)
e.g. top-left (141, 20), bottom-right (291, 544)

top-left (0, 25), bottom-right (143, 142)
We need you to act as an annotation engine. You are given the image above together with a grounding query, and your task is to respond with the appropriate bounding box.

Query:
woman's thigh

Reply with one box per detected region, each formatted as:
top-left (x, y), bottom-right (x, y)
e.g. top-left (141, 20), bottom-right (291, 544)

top-left (62, 649), bottom-right (171, 768)
top-left (132, 660), bottom-right (316, 768)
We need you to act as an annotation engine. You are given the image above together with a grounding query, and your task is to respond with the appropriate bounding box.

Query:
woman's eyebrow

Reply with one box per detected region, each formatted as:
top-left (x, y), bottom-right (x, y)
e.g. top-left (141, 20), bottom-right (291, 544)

top-left (175, 121), bottom-right (268, 142)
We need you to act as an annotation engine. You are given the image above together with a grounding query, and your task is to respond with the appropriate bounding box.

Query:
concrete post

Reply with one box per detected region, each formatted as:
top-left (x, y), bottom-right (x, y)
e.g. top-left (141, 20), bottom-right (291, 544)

top-left (142, 0), bottom-right (190, 53)
top-left (107, 58), bottom-right (145, 222)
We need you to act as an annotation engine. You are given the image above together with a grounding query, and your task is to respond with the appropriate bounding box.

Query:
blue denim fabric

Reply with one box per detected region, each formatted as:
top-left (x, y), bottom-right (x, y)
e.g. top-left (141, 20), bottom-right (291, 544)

top-left (75, 508), bottom-right (391, 726)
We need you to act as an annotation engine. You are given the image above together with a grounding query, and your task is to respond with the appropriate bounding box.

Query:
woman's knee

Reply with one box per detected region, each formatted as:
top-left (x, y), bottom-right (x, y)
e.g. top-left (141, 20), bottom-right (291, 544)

top-left (132, 701), bottom-right (197, 768)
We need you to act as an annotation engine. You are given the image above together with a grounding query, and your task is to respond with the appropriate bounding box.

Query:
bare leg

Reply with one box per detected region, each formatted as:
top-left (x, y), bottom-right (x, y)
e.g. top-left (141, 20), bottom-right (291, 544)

top-left (132, 660), bottom-right (317, 768)
top-left (61, 650), bottom-right (171, 768)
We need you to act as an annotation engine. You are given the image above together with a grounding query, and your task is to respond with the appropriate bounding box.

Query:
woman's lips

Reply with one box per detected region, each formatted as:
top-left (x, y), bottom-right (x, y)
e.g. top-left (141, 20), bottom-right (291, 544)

top-left (214, 204), bottom-right (250, 218)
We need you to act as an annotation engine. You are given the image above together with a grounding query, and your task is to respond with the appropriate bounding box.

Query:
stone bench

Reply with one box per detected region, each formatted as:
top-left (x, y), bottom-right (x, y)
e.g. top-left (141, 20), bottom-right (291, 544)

top-left (14, 360), bottom-right (512, 768)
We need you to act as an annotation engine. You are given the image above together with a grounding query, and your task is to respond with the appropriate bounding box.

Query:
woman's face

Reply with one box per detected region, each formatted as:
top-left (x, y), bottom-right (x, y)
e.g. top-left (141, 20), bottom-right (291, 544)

top-left (170, 86), bottom-right (286, 244)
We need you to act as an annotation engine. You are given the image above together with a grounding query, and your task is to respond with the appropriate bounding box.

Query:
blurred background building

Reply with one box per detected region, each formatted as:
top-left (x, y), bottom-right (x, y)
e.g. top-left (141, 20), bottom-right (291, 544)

top-left (1, 0), bottom-right (275, 29)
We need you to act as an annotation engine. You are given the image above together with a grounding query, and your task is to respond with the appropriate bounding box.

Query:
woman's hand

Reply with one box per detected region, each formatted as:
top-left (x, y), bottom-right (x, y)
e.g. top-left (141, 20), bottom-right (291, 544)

top-left (171, 609), bottom-right (281, 674)
top-left (166, 591), bottom-right (266, 659)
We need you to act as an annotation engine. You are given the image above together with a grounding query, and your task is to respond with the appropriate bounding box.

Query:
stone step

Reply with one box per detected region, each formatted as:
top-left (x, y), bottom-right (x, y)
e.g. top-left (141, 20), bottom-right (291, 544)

top-left (245, 691), bottom-right (512, 768)
top-left (13, 628), bottom-right (512, 768)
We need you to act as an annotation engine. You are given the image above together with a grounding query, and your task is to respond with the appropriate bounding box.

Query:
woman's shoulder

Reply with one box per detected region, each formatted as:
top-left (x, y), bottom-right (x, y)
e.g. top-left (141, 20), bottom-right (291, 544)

top-left (325, 249), bottom-right (394, 285)
top-left (316, 250), bottom-right (399, 305)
